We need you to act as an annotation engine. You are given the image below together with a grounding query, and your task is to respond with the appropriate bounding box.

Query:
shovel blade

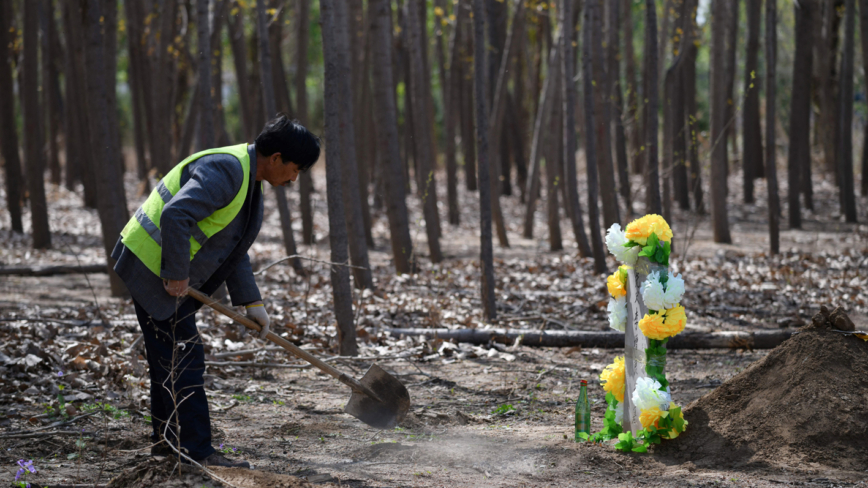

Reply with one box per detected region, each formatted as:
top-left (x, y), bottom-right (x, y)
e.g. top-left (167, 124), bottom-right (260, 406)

top-left (344, 364), bottom-right (411, 429)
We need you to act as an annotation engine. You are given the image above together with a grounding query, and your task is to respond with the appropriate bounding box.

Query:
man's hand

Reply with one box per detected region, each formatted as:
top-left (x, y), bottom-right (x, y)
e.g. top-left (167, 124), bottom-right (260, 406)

top-left (245, 301), bottom-right (270, 339)
top-left (163, 278), bottom-right (190, 297)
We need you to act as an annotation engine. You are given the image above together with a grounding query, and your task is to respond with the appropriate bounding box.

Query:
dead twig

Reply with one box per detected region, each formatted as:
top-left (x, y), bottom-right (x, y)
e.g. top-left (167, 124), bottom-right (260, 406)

top-left (204, 360), bottom-right (310, 369)
top-left (255, 254), bottom-right (369, 275)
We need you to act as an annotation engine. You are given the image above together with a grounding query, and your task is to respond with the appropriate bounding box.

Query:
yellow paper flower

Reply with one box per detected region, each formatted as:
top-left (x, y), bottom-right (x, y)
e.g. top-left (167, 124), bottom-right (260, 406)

top-left (639, 405), bottom-right (665, 429)
top-left (661, 405), bottom-right (688, 439)
top-left (606, 266), bottom-right (628, 299)
top-left (625, 214), bottom-right (673, 245)
top-left (662, 305), bottom-right (687, 337)
top-left (639, 306), bottom-right (687, 341)
top-left (600, 356), bottom-right (626, 402)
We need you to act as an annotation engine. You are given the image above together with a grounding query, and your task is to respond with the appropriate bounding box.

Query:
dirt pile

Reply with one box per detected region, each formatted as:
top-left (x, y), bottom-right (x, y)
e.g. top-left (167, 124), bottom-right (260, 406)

top-left (658, 307), bottom-right (868, 470)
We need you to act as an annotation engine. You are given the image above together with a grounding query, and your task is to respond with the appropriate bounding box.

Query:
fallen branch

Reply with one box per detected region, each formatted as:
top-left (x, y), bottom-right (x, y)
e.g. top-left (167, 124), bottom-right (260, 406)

top-left (255, 254), bottom-right (369, 275)
top-left (204, 361), bottom-right (310, 369)
top-left (0, 430), bottom-right (97, 439)
top-left (386, 328), bottom-right (795, 349)
top-left (210, 346), bottom-right (284, 359)
top-left (0, 264), bottom-right (106, 276)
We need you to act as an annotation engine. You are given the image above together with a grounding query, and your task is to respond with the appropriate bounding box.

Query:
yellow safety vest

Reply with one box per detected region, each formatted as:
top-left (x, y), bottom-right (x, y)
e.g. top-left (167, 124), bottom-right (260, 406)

top-left (120, 144), bottom-right (252, 276)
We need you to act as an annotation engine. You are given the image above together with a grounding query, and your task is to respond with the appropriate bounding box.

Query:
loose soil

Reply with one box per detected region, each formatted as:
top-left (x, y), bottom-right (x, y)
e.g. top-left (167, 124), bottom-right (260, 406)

top-left (657, 312), bottom-right (868, 470)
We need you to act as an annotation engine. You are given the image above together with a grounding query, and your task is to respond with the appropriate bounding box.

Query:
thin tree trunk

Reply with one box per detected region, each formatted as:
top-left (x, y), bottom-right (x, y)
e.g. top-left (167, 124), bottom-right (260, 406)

top-left (580, 0), bottom-right (607, 274)
top-left (859, 0), bottom-right (868, 196)
top-left (319, 0), bottom-right (358, 356)
top-left (644, 0), bottom-right (662, 215)
top-left (295, 0), bottom-right (314, 245)
top-left (662, 60), bottom-right (677, 222)
top-left (657, 0), bottom-right (674, 85)
top-left (609, 0), bottom-right (632, 217)
top-left (766, 0), bottom-right (780, 254)
top-left (125, 0), bottom-right (150, 186)
top-left (816, 0), bottom-right (842, 178)
top-left (742, 0), bottom-right (762, 204)
top-left (471, 0), bottom-right (497, 321)
top-left (0, 0), bottom-right (23, 232)
top-left (256, 0), bottom-right (306, 276)
top-left (547, 70), bottom-right (564, 252)
top-left (369, 0), bottom-right (416, 274)
top-left (84, 0), bottom-right (131, 296)
top-left (405, 0), bottom-right (445, 262)
top-left (228, 3), bottom-right (258, 141)
top-left (23, 0), bottom-right (51, 249)
top-left (522, 42), bottom-right (560, 240)
top-left (437, 0), bottom-right (461, 226)
top-left (197, 0), bottom-right (214, 149)
top-left (459, 17), bottom-right (478, 192)
top-left (787, 0), bottom-right (815, 230)
top-left (722, 0), bottom-right (739, 174)
top-left (588, 0), bottom-right (620, 229)
top-left (41, 0), bottom-right (61, 186)
top-left (623, 0), bottom-right (642, 175)
top-left (347, 0), bottom-right (374, 247)
top-left (836, 0), bottom-right (857, 222)
top-left (151, 0), bottom-right (178, 176)
top-left (710, 0), bottom-right (732, 242)
top-left (683, 0), bottom-right (703, 213)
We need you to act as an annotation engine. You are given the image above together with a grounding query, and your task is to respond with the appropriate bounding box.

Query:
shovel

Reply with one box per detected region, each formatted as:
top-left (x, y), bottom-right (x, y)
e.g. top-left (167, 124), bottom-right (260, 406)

top-left (187, 288), bottom-right (410, 429)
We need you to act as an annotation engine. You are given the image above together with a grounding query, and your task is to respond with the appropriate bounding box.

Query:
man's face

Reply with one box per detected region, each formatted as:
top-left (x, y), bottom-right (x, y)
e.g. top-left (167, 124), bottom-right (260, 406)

top-left (264, 154), bottom-right (300, 187)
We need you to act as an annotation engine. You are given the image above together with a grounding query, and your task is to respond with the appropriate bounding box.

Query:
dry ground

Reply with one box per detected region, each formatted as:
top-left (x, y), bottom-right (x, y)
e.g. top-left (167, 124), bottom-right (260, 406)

top-left (1, 165), bottom-right (867, 487)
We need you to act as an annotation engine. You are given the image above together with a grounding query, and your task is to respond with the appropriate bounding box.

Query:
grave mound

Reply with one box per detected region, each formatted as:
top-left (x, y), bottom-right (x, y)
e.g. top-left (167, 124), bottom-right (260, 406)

top-left (657, 307), bottom-right (868, 469)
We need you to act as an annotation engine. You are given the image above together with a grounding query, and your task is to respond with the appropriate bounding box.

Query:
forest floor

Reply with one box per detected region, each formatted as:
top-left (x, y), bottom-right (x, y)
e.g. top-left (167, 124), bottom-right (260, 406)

top-left (1, 165), bottom-right (867, 487)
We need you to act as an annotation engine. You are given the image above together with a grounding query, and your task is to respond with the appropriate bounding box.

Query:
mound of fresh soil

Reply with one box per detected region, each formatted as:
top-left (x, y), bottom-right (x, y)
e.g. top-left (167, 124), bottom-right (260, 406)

top-left (658, 308), bottom-right (868, 470)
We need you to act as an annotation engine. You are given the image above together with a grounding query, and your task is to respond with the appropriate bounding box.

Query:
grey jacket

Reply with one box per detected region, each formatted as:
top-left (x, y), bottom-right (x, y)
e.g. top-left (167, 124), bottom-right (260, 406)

top-left (112, 144), bottom-right (263, 321)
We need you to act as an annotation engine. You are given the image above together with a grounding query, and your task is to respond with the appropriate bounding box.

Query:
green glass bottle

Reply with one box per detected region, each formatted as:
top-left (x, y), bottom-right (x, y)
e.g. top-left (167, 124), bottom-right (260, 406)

top-left (575, 379), bottom-right (591, 441)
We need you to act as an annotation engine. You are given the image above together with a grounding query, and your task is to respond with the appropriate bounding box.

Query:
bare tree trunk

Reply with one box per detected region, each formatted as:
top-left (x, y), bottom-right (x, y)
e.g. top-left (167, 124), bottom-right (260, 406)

top-left (84, 0), bottom-right (131, 296)
top-left (710, 0), bottom-right (732, 242)
top-left (471, 0), bottom-right (497, 321)
top-left (125, 0), bottom-right (150, 186)
top-left (522, 42), bottom-right (559, 240)
top-left (0, 0), bottom-right (23, 232)
top-left (816, 0), bottom-right (843, 178)
top-left (787, 0), bottom-right (815, 230)
top-left (41, 0), bottom-right (61, 186)
top-left (104, 0), bottom-right (125, 181)
top-left (23, 0), bottom-right (51, 249)
top-left (644, 0), bottom-right (662, 215)
top-left (837, 0), bottom-right (858, 222)
top-left (150, 0), bottom-right (178, 176)
top-left (722, 0), bottom-right (739, 174)
top-left (458, 8), bottom-right (478, 192)
top-left (228, 3), bottom-right (258, 141)
top-left (295, 0), bottom-right (315, 245)
top-left (547, 69), bottom-right (564, 252)
top-left (347, 0), bottom-right (374, 247)
top-left (580, 0), bottom-right (607, 274)
top-left (435, 0), bottom-right (460, 225)
top-left (587, 0), bottom-right (620, 229)
top-left (319, 0), bottom-right (359, 356)
top-left (197, 0), bottom-right (214, 149)
top-left (683, 0), bottom-right (703, 213)
top-left (405, 0), bottom-right (445, 262)
top-left (609, 0), bottom-right (632, 217)
top-left (256, 0), bottom-right (306, 277)
top-left (623, 0), bottom-right (642, 175)
top-left (766, 0), bottom-right (780, 254)
top-left (369, 0), bottom-right (416, 274)
top-left (742, 0), bottom-right (762, 204)
top-left (859, 0), bottom-right (868, 196)
top-left (662, 60), bottom-right (678, 222)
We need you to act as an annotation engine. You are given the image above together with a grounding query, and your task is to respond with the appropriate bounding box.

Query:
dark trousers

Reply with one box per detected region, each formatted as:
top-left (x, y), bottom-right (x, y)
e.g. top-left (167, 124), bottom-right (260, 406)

top-left (133, 299), bottom-right (215, 460)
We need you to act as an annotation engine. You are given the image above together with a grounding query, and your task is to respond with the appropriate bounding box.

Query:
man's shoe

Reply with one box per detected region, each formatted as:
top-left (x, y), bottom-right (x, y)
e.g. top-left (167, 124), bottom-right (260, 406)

top-left (198, 452), bottom-right (250, 469)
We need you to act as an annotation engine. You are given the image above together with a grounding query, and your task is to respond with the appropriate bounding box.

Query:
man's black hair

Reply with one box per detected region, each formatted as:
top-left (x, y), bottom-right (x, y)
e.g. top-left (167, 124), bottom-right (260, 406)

top-left (255, 114), bottom-right (321, 172)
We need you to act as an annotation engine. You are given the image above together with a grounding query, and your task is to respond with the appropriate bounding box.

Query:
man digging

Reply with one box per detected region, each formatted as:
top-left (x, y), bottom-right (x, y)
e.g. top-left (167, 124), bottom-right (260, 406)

top-left (111, 115), bottom-right (320, 468)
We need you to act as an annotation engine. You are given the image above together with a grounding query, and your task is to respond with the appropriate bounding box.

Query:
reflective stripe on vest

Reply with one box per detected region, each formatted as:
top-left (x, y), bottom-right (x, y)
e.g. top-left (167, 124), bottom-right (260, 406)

top-left (120, 144), bottom-right (252, 277)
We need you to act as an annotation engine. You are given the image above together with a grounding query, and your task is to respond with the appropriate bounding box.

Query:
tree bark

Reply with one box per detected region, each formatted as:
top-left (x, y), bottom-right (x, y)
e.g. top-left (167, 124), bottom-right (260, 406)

top-left (228, 3), bottom-right (258, 141)
top-left (581, 0), bottom-right (607, 274)
top-left (836, 0), bottom-right (858, 222)
top-left (710, 0), bottom-right (732, 243)
top-left (742, 0), bottom-right (762, 204)
top-left (41, 0), bottom-right (62, 186)
top-left (256, 0), bottom-right (306, 277)
top-left (859, 0), bottom-right (868, 196)
top-left (590, 0), bottom-right (620, 229)
top-left (386, 327), bottom-right (796, 349)
top-left (405, 0), bottom-right (445, 262)
top-left (609, 0), bottom-right (632, 217)
top-left (125, 0), bottom-right (150, 186)
top-left (683, 0), bottom-right (703, 213)
top-left (319, 0), bottom-right (359, 356)
top-left (722, 0), bottom-right (739, 173)
top-left (547, 69), bottom-right (564, 252)
top-left (766, 0), bottom-right (780, 254)
top-left (295, 0), bottom-right (315, 245)
top-left (347, 0), bottom-right (374, 247)
top-left (197, 0), bottom-right (214, 149)
top-left (644, 0), bottom-right (662, 215)
top-left (787, 0), bottom-right (815, 230)
top-left (472, 0), bottom-right (497, 321)
top-left (369, 0), bottom-right (416, 275)
top-left (84, 0), bottom-right (130, 296)
top-left (23, 0), bottom-right (51, 249)
top-left (458, 9), bottom-right (478, 192)
top-left (623, 0), bottom-right (642, 175)
top-left (816, 0), bottom-right (843, 179)
top-left (0, 0), bottom-right (23, 233)
top-left (150, 0), bottom-right (179, 176)
top-left (435, 0), bottom-right (460, 226)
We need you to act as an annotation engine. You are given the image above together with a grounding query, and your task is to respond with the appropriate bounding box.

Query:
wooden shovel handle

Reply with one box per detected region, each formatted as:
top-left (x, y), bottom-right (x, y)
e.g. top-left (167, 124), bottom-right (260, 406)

top-left (187, 288), bottom-right (376, 398)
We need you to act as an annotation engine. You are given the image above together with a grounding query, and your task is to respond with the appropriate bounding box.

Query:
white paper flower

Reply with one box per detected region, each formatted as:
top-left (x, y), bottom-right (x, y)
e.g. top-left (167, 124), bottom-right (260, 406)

top-left (614, 402), bottom-right (624, 424)
top-left (632, 377), bottom-right (672, 411)
top-left (662, 273), bottom-right (685, 310)
top-left (605, 224), bottom-right (629, 262)
top-left (607, 296), bottom-right (628, 332)
top-left (640, 271), bottom-right (665, 311)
